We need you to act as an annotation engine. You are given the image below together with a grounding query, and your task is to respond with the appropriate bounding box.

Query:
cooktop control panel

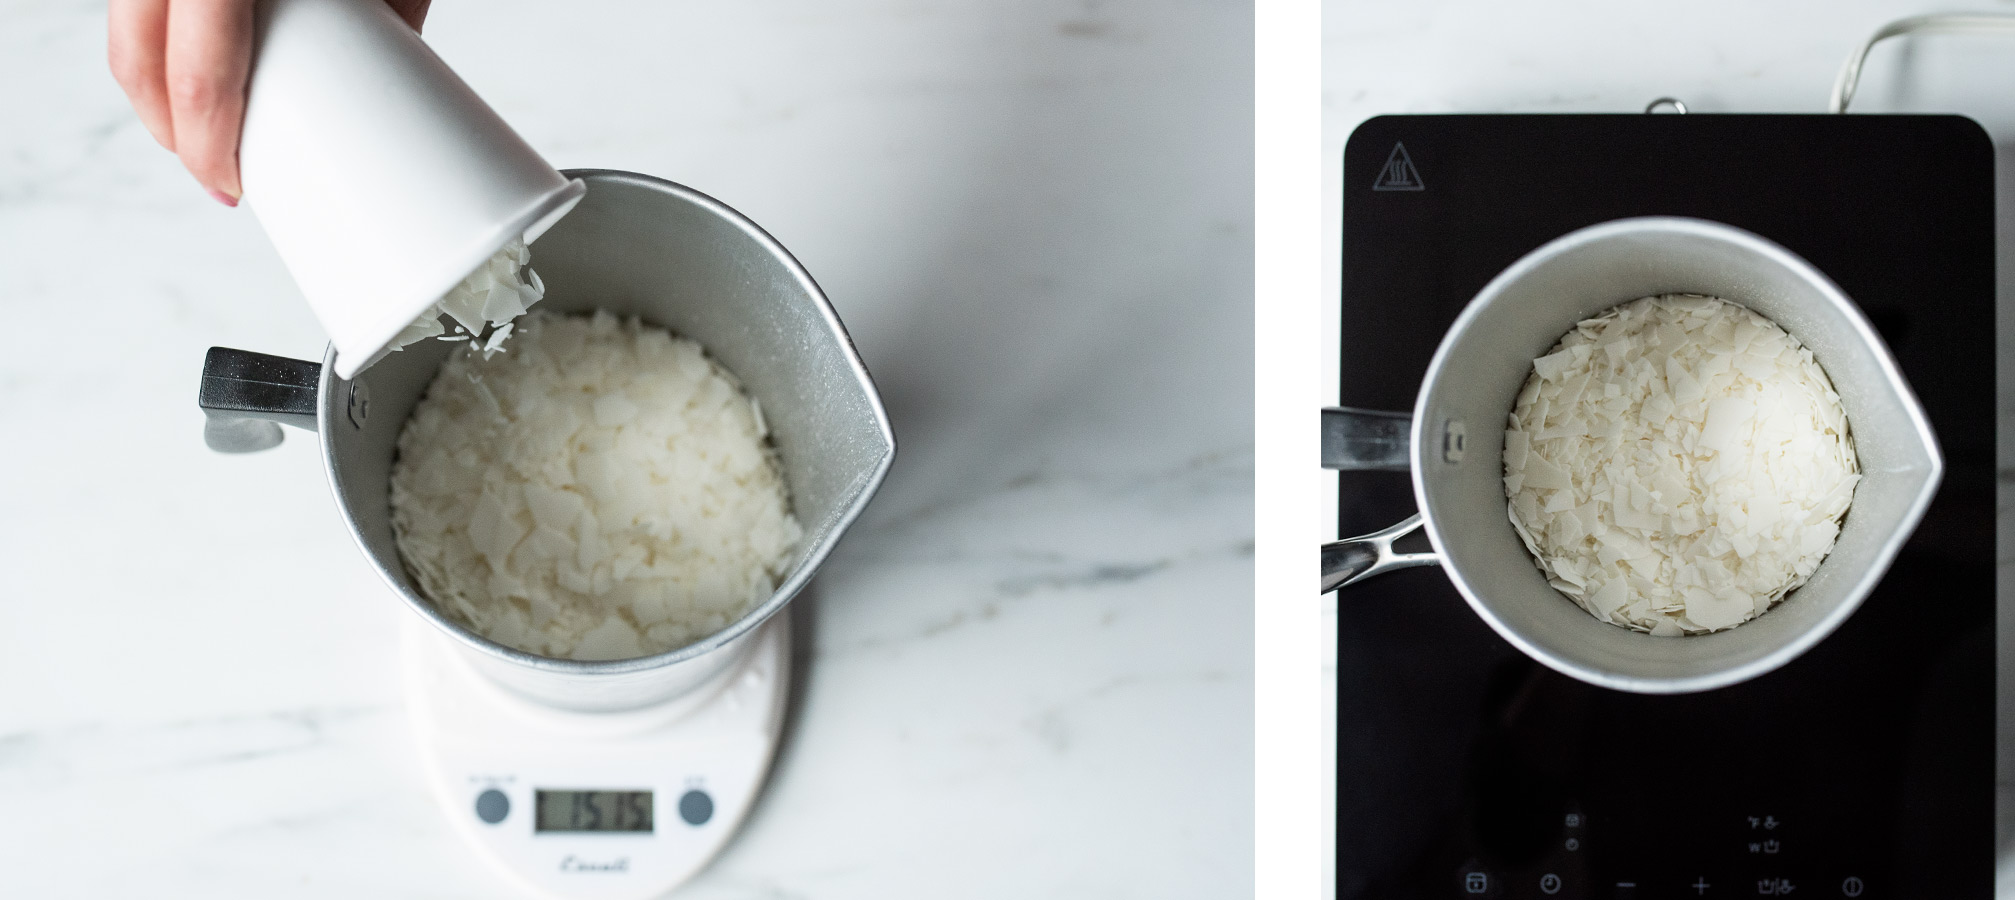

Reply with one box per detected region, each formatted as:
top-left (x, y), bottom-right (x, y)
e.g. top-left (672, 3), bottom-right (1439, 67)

top-left (1336, 115), bottom-right (1995, 899)
top-left (1445, 805), bottom-right (1873, 898)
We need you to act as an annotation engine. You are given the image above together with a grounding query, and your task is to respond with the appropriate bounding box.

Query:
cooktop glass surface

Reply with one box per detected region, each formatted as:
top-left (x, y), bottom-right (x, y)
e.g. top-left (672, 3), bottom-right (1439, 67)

top-left (1337, 114), bottom-right (1995, 900)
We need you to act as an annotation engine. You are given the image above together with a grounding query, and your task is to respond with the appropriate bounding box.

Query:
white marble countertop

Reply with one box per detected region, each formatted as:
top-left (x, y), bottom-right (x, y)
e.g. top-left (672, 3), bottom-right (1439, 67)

top-left (0, 2), bottom-right (1252, 896)
top-left (1324, 0), bottom-right (2015, 894)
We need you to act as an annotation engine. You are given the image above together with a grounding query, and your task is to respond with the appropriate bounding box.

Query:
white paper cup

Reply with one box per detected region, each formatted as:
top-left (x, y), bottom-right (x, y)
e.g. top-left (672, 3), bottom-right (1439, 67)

top-left (240, 0), bottom-right (585, 379)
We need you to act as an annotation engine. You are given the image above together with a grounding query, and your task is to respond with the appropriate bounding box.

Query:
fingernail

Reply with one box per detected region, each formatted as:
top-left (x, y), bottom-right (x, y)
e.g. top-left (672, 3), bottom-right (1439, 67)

top-left (208, 188), bottom-right (239, 208)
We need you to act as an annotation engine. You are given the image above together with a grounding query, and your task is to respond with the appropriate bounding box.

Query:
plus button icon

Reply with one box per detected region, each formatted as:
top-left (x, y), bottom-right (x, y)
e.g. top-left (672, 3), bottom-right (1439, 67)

top-left (1692, 876), bottom-right (1712, 895)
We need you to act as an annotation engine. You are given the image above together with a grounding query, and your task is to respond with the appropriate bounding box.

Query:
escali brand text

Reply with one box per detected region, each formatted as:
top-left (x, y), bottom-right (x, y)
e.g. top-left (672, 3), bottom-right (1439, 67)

top-left (560, 855), bottom-right (630, 873)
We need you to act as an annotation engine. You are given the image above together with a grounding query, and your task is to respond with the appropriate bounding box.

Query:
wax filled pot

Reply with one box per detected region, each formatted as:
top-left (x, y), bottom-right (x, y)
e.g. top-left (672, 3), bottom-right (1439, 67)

top-left (1323, 217), bottom-right (1940, 694)
top-left (199, 171), bottom-right (895, 712)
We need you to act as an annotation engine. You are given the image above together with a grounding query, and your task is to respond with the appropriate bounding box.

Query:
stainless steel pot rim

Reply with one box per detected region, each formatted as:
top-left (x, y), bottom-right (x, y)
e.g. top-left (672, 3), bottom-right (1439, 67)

top-left (1407, 215), bottom-right (1942, 694)
top-left (320, 169), bottom-right (897, 678)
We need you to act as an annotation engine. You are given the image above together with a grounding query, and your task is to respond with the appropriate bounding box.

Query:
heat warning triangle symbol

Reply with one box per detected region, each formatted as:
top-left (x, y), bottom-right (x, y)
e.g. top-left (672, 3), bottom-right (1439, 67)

top-left (1372, 142), bottom-right (1424, 191)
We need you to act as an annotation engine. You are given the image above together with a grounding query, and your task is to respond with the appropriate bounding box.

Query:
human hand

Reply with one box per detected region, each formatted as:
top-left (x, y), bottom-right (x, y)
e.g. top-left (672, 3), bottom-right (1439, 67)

top-left (108, 0), bottom-right (433, 206)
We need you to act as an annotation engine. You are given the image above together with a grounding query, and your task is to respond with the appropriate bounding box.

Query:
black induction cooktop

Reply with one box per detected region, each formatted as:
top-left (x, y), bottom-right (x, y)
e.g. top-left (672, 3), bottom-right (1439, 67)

top-left (1337, 114), bottom-right (1995, 900)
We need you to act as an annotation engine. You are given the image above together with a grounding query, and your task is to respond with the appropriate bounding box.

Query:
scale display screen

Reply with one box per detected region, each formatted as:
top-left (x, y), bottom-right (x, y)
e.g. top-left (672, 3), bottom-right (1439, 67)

top-left (535, 790), bottom-right (654, 833)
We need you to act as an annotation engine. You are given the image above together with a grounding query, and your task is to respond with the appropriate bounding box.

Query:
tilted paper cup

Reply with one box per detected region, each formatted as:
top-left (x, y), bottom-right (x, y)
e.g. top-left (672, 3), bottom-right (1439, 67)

top-left (240, 0), bottom-right (584, 380)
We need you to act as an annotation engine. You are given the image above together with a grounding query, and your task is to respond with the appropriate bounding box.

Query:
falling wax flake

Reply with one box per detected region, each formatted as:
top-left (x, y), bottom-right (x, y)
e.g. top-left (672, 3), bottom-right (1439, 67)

top-left (385, 237), bottom-right (544, 356)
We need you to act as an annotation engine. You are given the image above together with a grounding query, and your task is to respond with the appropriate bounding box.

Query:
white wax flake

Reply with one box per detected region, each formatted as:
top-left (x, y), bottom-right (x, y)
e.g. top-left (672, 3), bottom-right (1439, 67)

top-left (1699, 396), bottom-right (1756, 456)
top-left (1502, 294), bottom-right (1860, 636)
top-left (389, 313), bottom-right (444, 347)
top-left (389, 310), bottom-right (803, 661)
top-left (575, 616), bottom-right (644, 661)
top-left (482, 322), bottom-right (514, 354)
top-left (592, 392), bottom-right (639, 426)
top-left (386, 237), bottom-right (546, 356)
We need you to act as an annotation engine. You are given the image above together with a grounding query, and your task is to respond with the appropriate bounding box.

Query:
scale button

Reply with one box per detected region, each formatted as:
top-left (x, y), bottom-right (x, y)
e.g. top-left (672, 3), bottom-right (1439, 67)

top-left (474, 789), bottom-right (509, 825)
top-left (678, 789), bottom-right (714, 826)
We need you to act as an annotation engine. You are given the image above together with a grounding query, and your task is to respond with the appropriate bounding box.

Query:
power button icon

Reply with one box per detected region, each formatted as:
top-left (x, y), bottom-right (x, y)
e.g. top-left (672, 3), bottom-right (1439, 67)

top-left (1842, 876), bottom-right (1865, 897)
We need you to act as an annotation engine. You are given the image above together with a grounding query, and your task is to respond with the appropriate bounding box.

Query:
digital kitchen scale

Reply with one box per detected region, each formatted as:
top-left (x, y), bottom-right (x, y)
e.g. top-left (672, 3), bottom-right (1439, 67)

top-left (1337, 115), bottom-right (1995, 899)
top-left (402, 611), bottom-right (790, 899)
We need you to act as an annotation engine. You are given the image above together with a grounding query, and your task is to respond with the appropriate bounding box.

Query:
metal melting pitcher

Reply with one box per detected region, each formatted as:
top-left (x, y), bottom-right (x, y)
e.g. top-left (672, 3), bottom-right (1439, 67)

top-left (199, 170), bottom-right (895, 712)
top-left (1324, 217), bottom-right (1940, 694)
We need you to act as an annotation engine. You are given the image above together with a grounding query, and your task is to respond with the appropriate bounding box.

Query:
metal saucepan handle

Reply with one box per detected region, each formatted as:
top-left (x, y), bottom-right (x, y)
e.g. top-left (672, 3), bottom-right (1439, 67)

top-left (1321, 406), bottom-right (1410, 471)
top-left (1321, 514), bottom-right (1439, 593)
top-left (198, 347), bottom-right (321, 453)
top-left (1322, 407), bottom-right (1441, 593)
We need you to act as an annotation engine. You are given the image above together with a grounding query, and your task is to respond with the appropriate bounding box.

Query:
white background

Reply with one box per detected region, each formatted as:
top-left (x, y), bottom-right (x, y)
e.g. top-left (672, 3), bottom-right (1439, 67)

top-left (0, 2), bottom-right (1254, 897)
top-left (1253, 0), bottom-right (1325, 896)
top-left (1319, 1), bottom-right (2015, 896)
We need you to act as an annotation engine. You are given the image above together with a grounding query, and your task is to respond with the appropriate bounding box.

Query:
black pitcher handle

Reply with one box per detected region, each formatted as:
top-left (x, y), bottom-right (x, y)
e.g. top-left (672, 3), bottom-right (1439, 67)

top-left (198, 347), bottom-right (320, 453)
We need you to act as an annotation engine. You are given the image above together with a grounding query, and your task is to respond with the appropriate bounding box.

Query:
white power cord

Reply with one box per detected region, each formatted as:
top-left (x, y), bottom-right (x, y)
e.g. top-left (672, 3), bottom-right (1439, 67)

top-left (1830, 12), bottom-right (2015, 113)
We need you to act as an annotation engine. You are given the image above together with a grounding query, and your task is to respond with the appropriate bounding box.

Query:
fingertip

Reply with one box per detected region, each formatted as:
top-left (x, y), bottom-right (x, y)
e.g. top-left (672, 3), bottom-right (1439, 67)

top-left (164, 0), bottom-right (252, 211)
top-left (386, 0), bottom-right (432, 32)
top-left (141, 118), bottom-right (175, 152)
top-left (218, 157), bottom-right (242, 200)
top-left (109, 0), bottom-right (176, 153)
top-left (180, 146), bottom-right (242, 207)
